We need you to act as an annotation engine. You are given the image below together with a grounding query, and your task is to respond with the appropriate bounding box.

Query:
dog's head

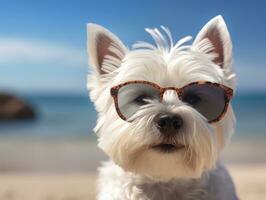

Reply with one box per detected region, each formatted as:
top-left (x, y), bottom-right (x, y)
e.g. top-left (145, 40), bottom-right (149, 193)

top-left (87, 15), bottom-right (236, 180)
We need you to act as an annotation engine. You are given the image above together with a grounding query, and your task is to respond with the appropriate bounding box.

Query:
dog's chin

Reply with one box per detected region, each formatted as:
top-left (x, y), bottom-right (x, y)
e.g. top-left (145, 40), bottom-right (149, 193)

top-left (118, 145), bottom-right (205, 181)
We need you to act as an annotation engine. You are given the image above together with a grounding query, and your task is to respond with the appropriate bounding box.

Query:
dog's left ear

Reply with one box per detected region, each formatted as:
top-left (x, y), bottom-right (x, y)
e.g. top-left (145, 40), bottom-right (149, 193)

top-left (193, 15), bottom-right (232, 69)
top-left (87, 23), bottom-right (127, 75)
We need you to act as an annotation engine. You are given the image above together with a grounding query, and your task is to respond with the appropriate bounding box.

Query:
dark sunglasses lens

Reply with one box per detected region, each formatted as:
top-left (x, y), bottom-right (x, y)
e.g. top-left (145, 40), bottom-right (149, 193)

top-left (182, 84), bottom-right (227, 122)
top-left (117, 83), bottom-right (160, 119)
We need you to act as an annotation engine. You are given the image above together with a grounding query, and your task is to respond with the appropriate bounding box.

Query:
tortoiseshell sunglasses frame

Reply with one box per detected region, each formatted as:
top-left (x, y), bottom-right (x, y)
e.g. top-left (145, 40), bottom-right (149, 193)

top-left (110, 80), bottom-right (234, 123)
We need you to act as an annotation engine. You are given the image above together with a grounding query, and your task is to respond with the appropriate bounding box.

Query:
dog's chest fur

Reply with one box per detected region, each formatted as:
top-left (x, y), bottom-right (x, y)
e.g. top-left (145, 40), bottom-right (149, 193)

top-left (132, 179), bottom-right (209, 200)
top-left (97, 161), bottom-right (238, 200)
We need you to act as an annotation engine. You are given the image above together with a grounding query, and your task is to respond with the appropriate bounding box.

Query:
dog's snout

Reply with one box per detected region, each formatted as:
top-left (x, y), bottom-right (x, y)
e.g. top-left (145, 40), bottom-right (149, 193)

top-left (155, 114), bottom-right (183, 135)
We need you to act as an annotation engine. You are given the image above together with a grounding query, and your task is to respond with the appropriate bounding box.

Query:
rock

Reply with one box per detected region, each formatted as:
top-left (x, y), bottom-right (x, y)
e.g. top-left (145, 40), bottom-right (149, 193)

top-left (0, 93), bottom-right (36, 120)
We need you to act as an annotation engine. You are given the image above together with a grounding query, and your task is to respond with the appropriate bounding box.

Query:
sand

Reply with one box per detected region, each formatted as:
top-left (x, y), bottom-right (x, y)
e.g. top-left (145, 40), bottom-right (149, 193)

top-left (0, 164), bottom-right (265, 200)
top-left (228, 164), bottom-right (266, 200)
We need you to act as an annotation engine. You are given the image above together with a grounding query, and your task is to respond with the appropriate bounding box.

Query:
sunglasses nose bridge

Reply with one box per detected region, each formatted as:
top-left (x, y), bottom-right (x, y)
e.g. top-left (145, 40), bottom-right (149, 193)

top-left (161, 88), bottom-right (181, 102)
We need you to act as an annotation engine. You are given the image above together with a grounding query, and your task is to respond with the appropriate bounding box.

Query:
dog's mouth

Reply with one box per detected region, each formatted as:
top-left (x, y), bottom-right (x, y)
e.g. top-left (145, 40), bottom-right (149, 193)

top-left (151, 143), bottom-right (185, 153)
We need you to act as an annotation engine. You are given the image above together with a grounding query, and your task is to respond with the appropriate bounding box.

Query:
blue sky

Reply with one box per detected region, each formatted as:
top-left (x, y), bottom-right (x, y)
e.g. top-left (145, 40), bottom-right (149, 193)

top-left (0, 0), bottom-right (265, 94)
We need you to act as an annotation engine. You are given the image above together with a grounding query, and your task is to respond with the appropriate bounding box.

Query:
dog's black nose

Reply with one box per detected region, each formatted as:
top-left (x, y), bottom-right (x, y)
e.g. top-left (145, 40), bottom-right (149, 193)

top-left (155, 114), bottom-right (183, 135)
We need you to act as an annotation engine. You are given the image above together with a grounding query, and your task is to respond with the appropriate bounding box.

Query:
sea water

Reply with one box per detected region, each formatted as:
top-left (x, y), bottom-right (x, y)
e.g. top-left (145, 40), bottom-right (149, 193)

top-left (0, 92), bottom-right (265, 138)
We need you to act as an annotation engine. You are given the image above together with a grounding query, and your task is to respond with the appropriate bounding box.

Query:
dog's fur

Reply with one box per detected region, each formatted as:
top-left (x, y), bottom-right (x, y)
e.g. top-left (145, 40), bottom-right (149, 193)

top-left (87, 15), bottom-right (239, 199)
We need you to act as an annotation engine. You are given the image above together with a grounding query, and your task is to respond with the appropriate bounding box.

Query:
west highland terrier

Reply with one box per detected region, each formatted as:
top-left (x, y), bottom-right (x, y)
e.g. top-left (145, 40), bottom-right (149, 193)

top-left (87, 15), bottom-right (238, 200)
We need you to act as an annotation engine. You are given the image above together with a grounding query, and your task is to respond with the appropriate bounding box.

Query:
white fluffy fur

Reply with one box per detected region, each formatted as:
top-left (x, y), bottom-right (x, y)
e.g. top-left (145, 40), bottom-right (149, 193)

top-left (87, 15), bottom-right (238, 199)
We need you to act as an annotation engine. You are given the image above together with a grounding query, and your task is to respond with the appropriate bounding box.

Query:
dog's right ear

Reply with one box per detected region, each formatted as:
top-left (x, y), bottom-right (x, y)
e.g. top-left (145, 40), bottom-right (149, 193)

top-left (87, 24), bottom-right (127, 110)
top-left (87, 23), bottom-right (127, 75)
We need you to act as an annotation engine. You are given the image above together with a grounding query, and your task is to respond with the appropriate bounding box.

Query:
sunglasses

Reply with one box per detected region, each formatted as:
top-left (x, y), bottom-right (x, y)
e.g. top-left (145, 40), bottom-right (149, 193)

top-left (110, 80), bottom-right (233, 123)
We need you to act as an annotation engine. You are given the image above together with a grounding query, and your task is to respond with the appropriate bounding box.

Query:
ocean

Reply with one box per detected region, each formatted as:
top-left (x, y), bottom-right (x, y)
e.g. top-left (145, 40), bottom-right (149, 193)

top-left (0, 92), bottom-right (265, 138)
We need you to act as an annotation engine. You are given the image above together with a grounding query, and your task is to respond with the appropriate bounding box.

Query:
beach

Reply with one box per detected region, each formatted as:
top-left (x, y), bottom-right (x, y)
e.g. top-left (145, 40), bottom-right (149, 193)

top-left (0, 136), bottom-right (265, 200)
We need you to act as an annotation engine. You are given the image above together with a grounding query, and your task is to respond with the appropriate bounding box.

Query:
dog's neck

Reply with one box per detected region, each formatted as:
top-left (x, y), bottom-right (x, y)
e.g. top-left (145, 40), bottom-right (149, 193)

top-left (98, 160), bottom-right (238, 200)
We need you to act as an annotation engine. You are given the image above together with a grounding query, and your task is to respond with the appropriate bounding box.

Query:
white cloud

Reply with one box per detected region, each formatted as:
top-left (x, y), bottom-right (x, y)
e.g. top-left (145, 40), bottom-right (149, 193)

top-left (0, 38), bottom-right (87, 66)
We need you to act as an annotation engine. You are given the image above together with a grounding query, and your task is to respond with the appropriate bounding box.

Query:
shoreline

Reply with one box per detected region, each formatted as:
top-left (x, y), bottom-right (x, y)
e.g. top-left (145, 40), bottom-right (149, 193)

top-left (0, 135), bottom-right (266, 173)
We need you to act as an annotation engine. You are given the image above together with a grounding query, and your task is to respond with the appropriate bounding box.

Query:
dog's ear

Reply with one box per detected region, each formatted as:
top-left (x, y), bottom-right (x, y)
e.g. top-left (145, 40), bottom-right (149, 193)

top-left (87, 24), bottom-right (127, 110)
top-left (87, 23), bottom-right (127, 75)
top-left (193, 15), bottom-right (232, 69)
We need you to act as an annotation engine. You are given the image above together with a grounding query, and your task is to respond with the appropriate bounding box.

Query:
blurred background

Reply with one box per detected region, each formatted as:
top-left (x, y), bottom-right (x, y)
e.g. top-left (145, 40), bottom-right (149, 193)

top-left (0, 0), bottom-right (265, 199)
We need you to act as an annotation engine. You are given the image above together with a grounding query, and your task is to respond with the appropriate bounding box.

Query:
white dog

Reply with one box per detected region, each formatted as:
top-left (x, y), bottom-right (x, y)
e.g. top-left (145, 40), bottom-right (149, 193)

top-left (87, 15), bottom-right (238, 200)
